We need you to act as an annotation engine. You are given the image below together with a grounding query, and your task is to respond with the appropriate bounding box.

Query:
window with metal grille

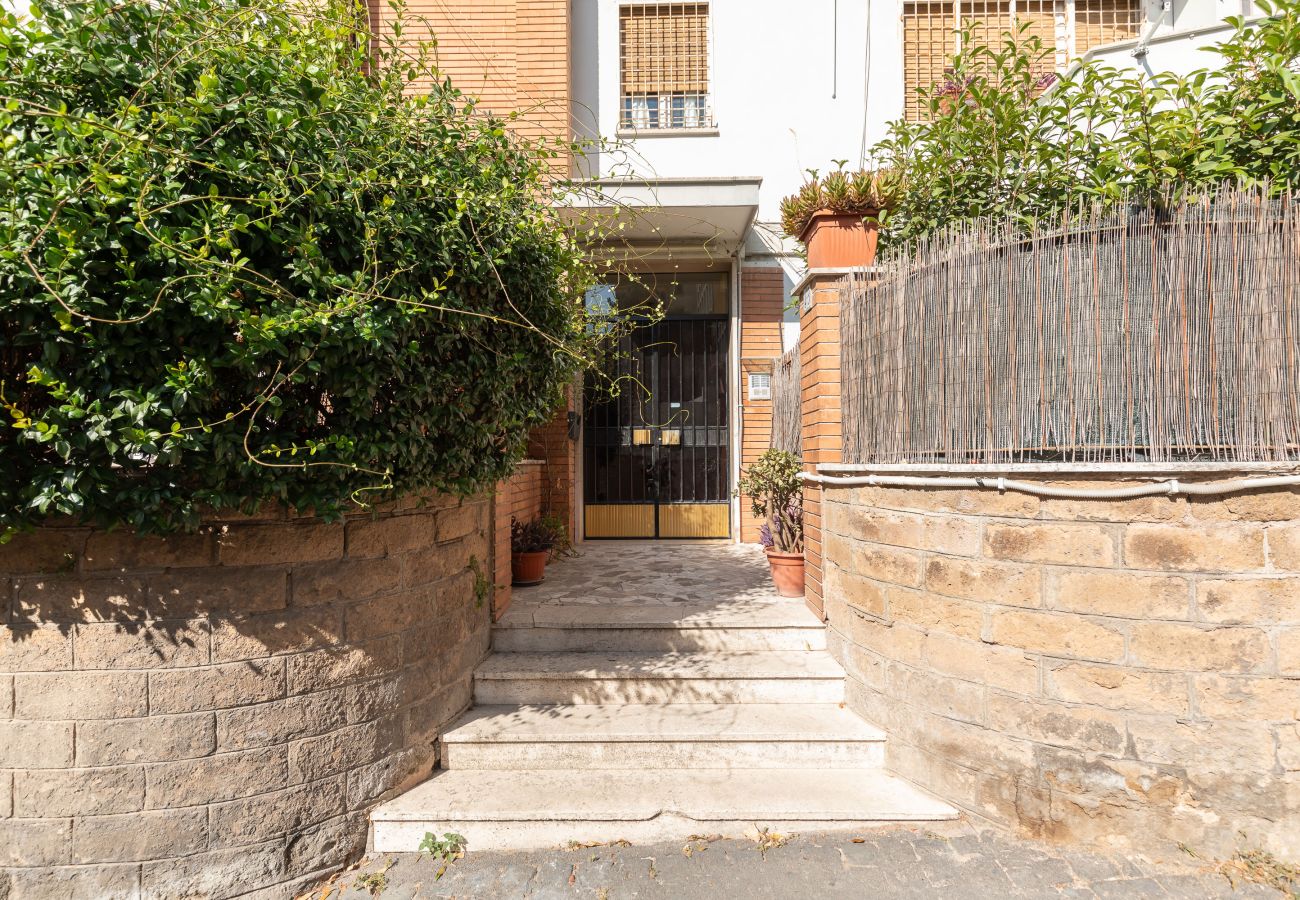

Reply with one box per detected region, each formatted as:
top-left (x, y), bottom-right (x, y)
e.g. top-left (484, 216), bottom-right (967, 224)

top-left (901, 0), bottom-right (1143, 121)
top-left (619, 4), bottom-right (712, 130)
top-left (1074, 0), bottom-right (1146, 54)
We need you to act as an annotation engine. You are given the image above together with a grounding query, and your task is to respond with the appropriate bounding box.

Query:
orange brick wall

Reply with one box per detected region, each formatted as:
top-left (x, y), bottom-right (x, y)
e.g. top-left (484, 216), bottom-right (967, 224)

top-left (525, 389), bottom-right (577, 544)
top-left (382, 0), bottom-right (576, 613)
top-left (799, 275), bottom-right (846, 618)
top-left (492, 461), bottom-right (547, 620)
top-left (368, 0), bottom-right (571, 166)
top-left (516, 0), bottom-right (572, 155)
top-left (739, 266), bottom-right (788, 543)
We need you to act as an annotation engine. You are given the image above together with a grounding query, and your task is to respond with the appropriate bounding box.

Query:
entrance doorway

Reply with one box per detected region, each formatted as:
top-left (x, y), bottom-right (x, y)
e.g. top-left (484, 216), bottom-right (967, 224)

top-left (583, 273), bottom-right (731, 539)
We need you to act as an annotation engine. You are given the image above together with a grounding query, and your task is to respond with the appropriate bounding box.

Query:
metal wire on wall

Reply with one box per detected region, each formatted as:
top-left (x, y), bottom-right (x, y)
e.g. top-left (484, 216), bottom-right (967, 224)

top-left (841, 185), bottom-right (1300, 465)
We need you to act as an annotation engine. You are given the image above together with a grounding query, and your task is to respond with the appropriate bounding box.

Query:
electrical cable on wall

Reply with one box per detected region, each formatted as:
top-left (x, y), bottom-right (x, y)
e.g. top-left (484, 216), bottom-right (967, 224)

top-left (858, 0), bottom-right (873, 166)
top-left (832, 0), bottom-right (838, 98)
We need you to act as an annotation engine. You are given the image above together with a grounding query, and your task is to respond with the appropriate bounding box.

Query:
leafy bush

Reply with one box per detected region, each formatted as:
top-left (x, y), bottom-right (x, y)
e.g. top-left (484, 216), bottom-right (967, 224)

top-left (0, 0), bottom-right (597, 535)
top-left (736, 449), bottom-right (803, 554)
top-left (870, 0), bottom-right (1300, 250)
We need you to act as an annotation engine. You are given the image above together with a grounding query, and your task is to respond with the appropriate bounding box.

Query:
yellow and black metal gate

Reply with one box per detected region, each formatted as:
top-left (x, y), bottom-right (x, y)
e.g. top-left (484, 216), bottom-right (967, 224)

top-left (583, 316), bottom-right (730, 539)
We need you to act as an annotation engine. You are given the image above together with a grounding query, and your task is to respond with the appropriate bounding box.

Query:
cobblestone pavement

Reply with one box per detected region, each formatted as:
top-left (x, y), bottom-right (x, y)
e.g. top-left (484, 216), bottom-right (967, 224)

top-left (319, 822), bottom-right (1285, 899)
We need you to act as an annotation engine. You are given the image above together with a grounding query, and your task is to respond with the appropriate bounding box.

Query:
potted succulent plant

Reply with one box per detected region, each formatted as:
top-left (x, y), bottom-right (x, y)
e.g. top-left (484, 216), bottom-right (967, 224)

top-left (779, 165), bottom-right (901, 269)
top-left (511, 517), bottom-right (555, 586)
top-left (736, 448), bottom-right (805, 597)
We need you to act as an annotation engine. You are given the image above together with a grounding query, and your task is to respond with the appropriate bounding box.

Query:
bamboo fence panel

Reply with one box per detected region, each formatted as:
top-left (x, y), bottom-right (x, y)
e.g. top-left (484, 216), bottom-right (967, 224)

top-left (841, 185), bottom-right (1300, 464)
top-left (770, 346), bottom-right (801, 456)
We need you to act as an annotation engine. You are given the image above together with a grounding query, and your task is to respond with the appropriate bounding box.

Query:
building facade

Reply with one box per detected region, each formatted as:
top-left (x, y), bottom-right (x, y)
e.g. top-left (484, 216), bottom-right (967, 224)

top-left (395, 0), bottom-right (1257, 544)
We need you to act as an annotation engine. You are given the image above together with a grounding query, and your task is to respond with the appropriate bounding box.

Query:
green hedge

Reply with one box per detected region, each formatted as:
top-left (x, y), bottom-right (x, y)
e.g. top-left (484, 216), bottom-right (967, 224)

top-left (874, 0), bottom-right (1300, 249)
top-left (0, 0), bottom-right (595, 535)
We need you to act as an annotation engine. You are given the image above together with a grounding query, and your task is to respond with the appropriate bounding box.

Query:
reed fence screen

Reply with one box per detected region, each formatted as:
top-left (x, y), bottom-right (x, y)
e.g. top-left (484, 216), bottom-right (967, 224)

top-left (841, 186), bottom-right (1300, 465)
top-left (770, 346), bottom-right (801, 456)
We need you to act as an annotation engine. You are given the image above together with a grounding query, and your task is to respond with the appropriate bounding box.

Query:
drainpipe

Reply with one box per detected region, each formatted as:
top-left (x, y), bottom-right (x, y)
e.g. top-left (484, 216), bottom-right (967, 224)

top-left (730, 243), bottom-right (745, 542)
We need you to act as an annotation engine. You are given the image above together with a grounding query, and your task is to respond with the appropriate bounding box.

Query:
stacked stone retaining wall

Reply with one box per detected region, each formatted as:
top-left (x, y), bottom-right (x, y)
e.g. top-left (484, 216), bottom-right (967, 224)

top-left (0, 494), bottom-right (491, 898)
top-left (822, 475), bottom-right (1299, 862)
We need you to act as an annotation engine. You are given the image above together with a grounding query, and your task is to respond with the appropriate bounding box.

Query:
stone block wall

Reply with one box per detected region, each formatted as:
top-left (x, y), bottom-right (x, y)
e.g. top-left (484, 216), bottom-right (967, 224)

top-left (0, 495), bottom-right (492, 899)
top-left (821, 475), bottom-right (1300, 862)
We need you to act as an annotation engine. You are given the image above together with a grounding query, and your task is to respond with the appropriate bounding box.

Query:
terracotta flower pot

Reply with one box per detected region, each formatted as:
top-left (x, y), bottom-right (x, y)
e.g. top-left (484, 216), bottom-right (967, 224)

top-left (765, 550), bottom-right (805, 598)
top-left (798, 209), bottom-right (880, 269)
top-left (511, 550), bottom-right (548, 586)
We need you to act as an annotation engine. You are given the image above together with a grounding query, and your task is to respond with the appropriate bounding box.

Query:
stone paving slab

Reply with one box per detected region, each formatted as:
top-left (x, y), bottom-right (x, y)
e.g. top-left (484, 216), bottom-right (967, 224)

top-left (316, 822), bottom-right (1285, 899)
top-left (503, 541), bottom-right (780, 609)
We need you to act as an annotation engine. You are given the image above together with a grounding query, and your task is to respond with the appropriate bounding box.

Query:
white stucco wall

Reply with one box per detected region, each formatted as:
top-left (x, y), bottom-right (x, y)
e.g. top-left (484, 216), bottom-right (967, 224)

top-left (573, 0), bottom-right (1259, 205)
top-left (573, 0), bottom-right (909, 246)
top-left (572, 0), bottom-right (1259, 282)
top-left (1085, 0), bottom-right (1259, 79)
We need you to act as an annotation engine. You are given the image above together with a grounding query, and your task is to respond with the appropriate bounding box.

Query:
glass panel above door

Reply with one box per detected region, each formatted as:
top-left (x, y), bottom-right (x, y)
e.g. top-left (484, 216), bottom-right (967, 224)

top-left (595, 272), bottom-right (728, 318)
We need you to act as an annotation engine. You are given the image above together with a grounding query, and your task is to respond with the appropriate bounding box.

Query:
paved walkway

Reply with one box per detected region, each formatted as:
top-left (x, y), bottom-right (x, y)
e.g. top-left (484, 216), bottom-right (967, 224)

top-left (320, 823), bottom-right (1284, 899)
top-left (510, 540), bottom-right (777, 608)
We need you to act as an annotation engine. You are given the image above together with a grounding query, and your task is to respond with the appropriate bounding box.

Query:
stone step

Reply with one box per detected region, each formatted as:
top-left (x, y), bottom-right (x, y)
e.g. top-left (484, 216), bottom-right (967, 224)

top-left (472, 651), bottom-right (847, 705)
top-left (493, 601), bottom-right (827, 652)
top-left (371, 768), bottom-right (959, 853)
top-left (441, 703), bottom-right (886, 770)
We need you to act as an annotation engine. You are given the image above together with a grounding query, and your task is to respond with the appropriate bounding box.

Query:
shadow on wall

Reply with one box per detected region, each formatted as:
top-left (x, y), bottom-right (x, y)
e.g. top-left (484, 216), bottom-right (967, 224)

top-left (0, 495), bottom-right (492, 898)
top-left (570, 0), bottom-right (600, 179)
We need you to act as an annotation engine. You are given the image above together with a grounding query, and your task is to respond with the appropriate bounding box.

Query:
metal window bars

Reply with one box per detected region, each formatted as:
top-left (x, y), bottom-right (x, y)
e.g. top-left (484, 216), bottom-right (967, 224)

top-left (619, 3), bottom-right (714, 130)
top-left (901, 0), bottom-right (1143, 121)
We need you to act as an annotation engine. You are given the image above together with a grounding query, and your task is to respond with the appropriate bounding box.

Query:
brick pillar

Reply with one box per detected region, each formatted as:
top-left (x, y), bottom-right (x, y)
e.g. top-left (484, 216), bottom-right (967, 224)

top-left (798, 271), bottom-right (848, 619)
top-left (492, 483), bottom-right (514, 621)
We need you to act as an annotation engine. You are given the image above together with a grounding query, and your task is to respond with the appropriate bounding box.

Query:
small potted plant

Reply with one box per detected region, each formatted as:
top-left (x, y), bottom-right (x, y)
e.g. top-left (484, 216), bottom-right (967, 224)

top-left (511, 517), bottom-right (555, 586)
top-left (779, 165), bottom-right (901, 269)
top-left (736, 448), bottom-right (805, 597)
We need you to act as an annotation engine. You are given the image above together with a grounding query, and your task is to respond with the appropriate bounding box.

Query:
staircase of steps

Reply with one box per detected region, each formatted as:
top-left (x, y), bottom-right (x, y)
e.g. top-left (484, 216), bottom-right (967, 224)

top-left (371, 546), bottom-right (958, 853)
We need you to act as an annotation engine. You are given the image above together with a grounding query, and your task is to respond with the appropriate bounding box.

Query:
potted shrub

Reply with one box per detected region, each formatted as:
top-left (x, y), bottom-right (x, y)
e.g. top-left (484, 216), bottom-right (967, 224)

top-left (779, 167), bottom-right (901, 269)
top-left (736, 449), bottom-right (805, 597)
top-left (511, 517), bottom-right (555, 586)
